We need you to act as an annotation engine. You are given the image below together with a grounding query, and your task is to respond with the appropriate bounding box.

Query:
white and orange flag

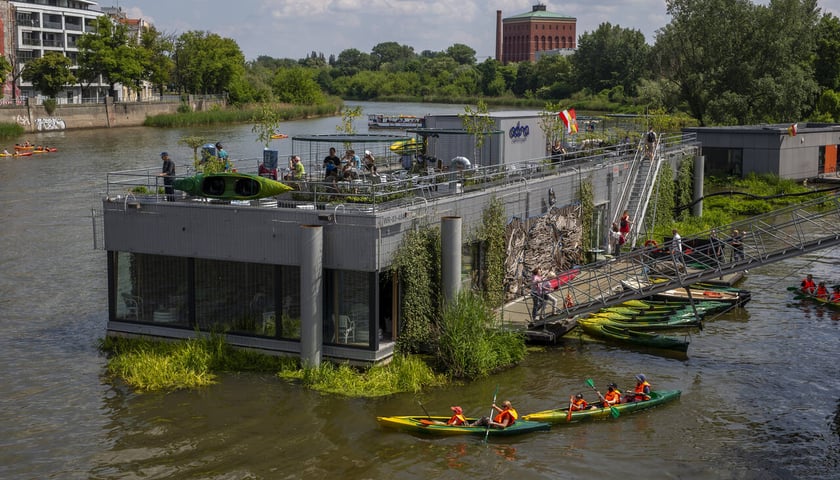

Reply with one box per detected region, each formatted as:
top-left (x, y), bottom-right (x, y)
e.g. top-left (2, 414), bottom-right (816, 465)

top-left (787, 123), bottom-right (798, 136)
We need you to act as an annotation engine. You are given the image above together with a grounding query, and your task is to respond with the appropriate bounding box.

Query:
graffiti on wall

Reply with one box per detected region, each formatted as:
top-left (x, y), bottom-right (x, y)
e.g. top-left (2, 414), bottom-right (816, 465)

top-left (36, 117), bottom-right (66, 131)
top-left (16, 114), bottom-right (30, 126)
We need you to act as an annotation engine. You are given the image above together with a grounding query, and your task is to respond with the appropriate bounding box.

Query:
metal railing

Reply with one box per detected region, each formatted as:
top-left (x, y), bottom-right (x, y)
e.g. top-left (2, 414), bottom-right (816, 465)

top-left (529, 193), bottom-right (840, 326)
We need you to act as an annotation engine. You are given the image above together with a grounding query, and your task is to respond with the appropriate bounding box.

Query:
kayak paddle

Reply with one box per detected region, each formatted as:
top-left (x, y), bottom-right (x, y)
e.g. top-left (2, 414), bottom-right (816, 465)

top-left (484, 385), bottom-right (499, 443)
top-left (585, 378), bottom-right (619, 418)
top-left (566, 395), bottom-right (574, 422)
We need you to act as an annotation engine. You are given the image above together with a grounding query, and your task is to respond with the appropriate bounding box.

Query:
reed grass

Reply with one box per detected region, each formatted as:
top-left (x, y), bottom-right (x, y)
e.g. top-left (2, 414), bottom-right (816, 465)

top-left (435, 290), bottom-right (526, 379)
top-left (0, 122), bottom-right (25, 137)
top-left (143, 100), bottom-right (342, 128)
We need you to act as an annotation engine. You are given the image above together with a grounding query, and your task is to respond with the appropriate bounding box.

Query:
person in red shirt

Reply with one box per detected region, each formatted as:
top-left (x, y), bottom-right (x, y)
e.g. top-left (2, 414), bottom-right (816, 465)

top-left (801, 274), bottom-right (817, 295)
top-left (831, 286), bottom-right (840, 303)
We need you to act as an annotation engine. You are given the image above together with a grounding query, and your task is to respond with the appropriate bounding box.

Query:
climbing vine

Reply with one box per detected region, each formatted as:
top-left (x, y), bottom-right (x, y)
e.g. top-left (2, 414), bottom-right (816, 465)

top-left (474, 197), bottom-right (506, 308)
top-left (577, 177), bottom-right (595, 250)
top-left (646, 161), bottom-right (676, 240)
top-left (675, 156), bottom-right (694, 221)
top-left (391, 226), bottom-right (440, 354)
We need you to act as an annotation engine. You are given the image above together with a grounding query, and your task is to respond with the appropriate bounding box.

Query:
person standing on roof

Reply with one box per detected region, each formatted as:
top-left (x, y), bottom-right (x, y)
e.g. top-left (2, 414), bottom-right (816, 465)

top-left (215, 142), bottom-right (230, 171)
top-left (158, 152), bottom-right (176, 202)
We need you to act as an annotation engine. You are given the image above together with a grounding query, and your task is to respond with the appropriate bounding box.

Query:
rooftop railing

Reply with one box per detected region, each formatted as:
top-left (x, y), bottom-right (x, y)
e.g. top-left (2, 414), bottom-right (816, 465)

top-left (104, 133), bottom-right (699, 213)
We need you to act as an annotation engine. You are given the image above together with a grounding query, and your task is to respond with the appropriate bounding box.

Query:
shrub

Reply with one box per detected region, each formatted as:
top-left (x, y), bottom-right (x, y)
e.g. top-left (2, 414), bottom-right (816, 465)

top-left (435, 290), bottom-right (525, 379)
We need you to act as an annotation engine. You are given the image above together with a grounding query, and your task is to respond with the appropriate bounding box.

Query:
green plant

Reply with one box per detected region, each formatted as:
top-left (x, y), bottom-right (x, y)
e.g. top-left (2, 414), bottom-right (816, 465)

top-left (435, 290), bottom-right (525, 379)
top-left (459, 99), bottom-right (496, 165)
top-left (43, 98), bottom-right (57, 116)
top-left (577, 177), bottom-right (594, 250)
top-left (391, 226), bottom-right (441, 354)
top-left (475, 197), bottom-right (506, 307)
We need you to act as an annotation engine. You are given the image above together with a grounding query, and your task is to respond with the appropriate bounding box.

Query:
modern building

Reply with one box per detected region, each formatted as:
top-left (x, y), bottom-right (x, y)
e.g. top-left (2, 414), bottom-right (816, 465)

top-left (4, 0), bottom-right (109, 103)
top-left (420, 111), bottom-right (549, 168)
top-left (495, 3), bottom-right (576, 64)
top-left (684, 123), bottom-right (840, 180)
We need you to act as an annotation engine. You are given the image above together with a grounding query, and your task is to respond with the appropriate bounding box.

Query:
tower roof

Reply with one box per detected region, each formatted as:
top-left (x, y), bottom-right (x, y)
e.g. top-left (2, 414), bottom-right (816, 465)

top-left (505, 5), bottom-right (575, 21)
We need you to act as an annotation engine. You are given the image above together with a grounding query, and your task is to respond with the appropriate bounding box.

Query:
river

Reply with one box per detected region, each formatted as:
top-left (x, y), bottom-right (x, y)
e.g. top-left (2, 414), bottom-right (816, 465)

top-left (0, 101), bottom-right (838, 479)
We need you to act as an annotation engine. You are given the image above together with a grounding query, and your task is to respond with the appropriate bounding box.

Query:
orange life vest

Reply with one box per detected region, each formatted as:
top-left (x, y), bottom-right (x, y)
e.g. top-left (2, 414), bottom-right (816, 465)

top-left (604, 390), bottom-right (621, 406)
top-left (816, 285), bottom-right (829, 299)
top-left (831, 292), bottom-right (840, 302)
top-left (447, 414), bottom-right (467, 426)
top-left (633, 381), bottom-right (651, 400)
top-left (571, 398), bottom-right (588, 411)
top-left (493, 407), bottom-right (518, 426)
top-left (802, 278), bottom-right (816, 294)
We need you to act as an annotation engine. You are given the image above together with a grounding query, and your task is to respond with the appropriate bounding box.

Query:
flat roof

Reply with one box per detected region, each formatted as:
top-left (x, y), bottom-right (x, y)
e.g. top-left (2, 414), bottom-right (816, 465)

top-left (291, 134), bottom-right (410, 143)
top-left (684, 123), bottom-right (840, 134)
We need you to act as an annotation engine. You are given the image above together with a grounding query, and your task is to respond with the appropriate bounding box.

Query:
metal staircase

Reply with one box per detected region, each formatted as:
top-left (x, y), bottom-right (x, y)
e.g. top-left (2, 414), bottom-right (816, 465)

top-left (530, 194), bottom-right (840, 327)
top-left (612, 133), bottom-right (697, 248)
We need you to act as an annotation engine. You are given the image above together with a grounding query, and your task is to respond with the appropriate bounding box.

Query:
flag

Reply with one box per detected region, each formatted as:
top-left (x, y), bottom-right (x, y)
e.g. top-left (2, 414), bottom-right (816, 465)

top-left (787, 123), bottom-right (797, 136)
top-left (559, 109), bottom-right (579, 134)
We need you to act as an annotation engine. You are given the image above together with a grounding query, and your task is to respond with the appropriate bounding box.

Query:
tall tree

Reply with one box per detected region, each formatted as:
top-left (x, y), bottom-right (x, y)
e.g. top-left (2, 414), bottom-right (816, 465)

top-left (77, 15), bottom-right (144, 99)
top-left (571, 22), bottom-right (649, 95)
top-left (139, 26), bottom-right (174, 98)
top-left (371, 42), bottom-right (415, 68)
top-left (653, 0), bottom-right (819, 124)
top-left (271, 67), bottom-right (325, 104)
top-left (445, 43), bottom-right (476, 65)
top-left (22, 52), bottom-right (75, 98)
top-left (173, 31), bottom-right (245, 94)
top-left (814, 13), bottom-right (840, 91)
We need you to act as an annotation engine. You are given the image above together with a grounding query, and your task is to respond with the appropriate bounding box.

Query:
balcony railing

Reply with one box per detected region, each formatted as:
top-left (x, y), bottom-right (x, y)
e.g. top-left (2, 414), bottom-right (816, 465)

top-left (102, 134), bottom-right (699, 212)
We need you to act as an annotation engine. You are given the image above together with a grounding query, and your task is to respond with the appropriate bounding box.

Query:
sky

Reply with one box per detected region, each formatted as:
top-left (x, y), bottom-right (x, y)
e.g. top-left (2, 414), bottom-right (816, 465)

top-left (113, 0), bottom-right (840, 62)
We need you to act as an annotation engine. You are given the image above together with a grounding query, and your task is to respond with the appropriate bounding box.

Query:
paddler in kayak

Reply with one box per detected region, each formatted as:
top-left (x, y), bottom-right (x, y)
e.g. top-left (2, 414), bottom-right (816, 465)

top-left (472, 400), bottom-right (518, 428)
top-left (801, 274), bottom-right (816, 295)
top-left (624, 374), bottom-right (652, 402)
top-left (603, 383), bottom-right (622, 407)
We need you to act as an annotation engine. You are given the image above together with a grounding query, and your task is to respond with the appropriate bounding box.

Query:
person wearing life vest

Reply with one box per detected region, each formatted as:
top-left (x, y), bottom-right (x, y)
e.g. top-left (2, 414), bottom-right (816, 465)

top-left (603, 383), bottom-right (622, 407)
top-left (816, 281), bottom-right (829, 299)
top-left (624, 374), bottom-right (651, 402)
top-left (447, 406), bottom-right (467, 426)
top-left (570, 393), bottom-right (590, 411)
top-left (801, 274), bottom-right (816, 295)
top-left (487, 400), bottom-right (518, 428)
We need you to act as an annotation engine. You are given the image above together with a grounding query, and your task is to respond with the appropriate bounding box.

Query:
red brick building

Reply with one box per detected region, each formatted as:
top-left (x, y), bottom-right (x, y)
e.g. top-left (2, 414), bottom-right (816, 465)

top-left (496, 4), bottom-right (577, 64)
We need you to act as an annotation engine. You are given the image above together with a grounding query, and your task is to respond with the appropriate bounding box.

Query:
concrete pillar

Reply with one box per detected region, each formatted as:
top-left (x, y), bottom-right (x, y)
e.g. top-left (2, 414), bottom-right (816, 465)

top-left (693, 155), bottom-right (705, 218)
top-left (441, 216), bottom-right (462, 305)
top-left (299, 224), bottom-right (323, 367)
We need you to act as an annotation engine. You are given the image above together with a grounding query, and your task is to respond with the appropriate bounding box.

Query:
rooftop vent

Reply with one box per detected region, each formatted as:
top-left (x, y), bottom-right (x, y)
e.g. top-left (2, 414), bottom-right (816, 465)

top-left (533, 4), bottom-right (547, 12)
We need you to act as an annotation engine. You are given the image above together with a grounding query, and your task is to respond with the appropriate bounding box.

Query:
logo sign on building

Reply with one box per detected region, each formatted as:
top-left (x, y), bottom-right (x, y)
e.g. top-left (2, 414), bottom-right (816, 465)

top-left (509, 121), bottom-right (530, 143)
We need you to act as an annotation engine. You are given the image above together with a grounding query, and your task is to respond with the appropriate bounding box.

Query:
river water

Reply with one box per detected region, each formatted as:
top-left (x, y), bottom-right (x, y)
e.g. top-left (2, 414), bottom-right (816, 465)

top-left (0, 102), bottom-right (838, 479)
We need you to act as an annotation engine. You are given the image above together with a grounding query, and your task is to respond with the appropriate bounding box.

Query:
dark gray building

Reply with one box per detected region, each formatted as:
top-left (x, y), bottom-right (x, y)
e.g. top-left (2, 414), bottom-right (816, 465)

top-left (684, 123), bottom-right (840, 180)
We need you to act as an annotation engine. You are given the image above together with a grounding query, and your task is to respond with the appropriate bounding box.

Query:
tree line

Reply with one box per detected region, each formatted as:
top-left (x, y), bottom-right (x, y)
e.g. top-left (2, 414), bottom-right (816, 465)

top-left (9, 0), bottom-right (840, 126)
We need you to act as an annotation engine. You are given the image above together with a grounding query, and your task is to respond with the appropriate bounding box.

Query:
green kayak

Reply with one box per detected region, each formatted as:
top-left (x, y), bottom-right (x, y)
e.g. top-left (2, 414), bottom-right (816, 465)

top-left (586, 314), bottom-right (701, 331)
top-left (376, 415), bottom-right (551, 436)
top-left (578, 319), bottom-right (690, 352)
top-left (174, 172), bottom-right (293, 200)
top-left (522, 390), bottom-right (681, 424)
top-left (621, 298), bottom-right (731, 313)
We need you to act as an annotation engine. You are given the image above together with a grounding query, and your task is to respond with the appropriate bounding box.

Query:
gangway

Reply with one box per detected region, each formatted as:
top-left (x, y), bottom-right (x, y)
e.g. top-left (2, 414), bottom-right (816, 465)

top-left (525, 194), bottom-right (840, 328)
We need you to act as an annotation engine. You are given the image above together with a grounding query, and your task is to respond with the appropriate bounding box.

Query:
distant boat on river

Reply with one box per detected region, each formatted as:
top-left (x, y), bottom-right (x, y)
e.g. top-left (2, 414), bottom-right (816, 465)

top-left (367, 114), bottom-right (425, 129)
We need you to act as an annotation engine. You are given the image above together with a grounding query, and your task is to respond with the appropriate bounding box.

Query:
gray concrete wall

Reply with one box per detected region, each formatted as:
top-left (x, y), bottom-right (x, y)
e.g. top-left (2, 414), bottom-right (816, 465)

top-left (0, 97), bottom-right (224, 132)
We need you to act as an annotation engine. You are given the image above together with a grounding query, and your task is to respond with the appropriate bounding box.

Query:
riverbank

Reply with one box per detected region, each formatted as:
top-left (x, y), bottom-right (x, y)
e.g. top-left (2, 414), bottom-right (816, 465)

top-left (0, 97), bottom-right (342, 133)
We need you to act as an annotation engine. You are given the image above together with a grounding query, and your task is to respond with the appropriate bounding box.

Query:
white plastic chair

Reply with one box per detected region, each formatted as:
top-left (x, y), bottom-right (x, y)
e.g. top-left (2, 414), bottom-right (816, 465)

top-left (338, 315), bottom-right (354, 343)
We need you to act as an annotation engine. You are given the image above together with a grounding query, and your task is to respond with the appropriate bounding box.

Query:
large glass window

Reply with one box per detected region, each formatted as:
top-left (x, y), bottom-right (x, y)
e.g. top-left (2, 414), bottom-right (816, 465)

top-left (114, 252), bottom-right (189, 325)
top-left (324, 270), bottom-right (371, 347)
top-left (195, 259), bottom-right (275, 336)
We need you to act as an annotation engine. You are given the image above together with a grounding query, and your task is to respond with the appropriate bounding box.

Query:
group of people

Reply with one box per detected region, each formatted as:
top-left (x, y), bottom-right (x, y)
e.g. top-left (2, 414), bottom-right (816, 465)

top-left (800, 274), bottom-right (840, 302)
top-left (439, 373), bottom-right (654, 428)
top-left (570, 374), bottom-right (652, 411)
top-left (323, 147), bottom-right (378, 183)
top-left (440, 400), bottom-right (519, 428)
